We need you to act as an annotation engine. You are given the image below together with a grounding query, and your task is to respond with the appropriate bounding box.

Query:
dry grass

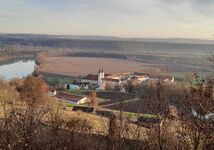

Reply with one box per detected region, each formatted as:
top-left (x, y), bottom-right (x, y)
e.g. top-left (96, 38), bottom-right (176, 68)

top-left (0, 101), bottom-right (147, 140)
top-left (39, 57), bottom-right (162, 76)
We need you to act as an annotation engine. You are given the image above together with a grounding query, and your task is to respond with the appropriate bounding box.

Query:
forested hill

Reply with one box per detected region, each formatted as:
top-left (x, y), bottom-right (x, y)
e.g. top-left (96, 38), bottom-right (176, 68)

top-left (0, 34), bottom-right (213, 72)
top-left (0, 34), bottom-right (214, 56)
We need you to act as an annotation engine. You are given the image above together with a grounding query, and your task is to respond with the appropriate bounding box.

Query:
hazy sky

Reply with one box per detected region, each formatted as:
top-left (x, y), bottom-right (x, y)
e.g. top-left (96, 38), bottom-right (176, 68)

top-left (0, 0), bottom-right (214, 39)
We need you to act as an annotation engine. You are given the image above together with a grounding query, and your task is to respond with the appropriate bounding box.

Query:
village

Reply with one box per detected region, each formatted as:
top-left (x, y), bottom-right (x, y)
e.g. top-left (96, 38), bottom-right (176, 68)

top-left (46, 68), bottom-right (176, 127)
top-left (1, 0), bottom-right (214, 148)
top-left (48, 68), bottom-right (175, 105)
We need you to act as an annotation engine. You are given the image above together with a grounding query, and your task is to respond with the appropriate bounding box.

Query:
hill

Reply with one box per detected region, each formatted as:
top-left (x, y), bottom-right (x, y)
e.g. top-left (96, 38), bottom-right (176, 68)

top-left (0, 33), bottom-right (214, 73)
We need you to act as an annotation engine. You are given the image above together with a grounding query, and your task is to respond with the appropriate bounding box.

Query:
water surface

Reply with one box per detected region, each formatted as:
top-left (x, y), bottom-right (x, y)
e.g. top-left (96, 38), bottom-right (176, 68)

top-left (0, 60), bottom-right (35, 79)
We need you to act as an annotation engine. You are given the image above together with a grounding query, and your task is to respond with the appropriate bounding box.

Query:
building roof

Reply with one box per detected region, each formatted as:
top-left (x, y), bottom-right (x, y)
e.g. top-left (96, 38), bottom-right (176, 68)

top-left (81, 74), bottom-right (112, 80)
top-left (48, 86), bottom-right (56, 93)
top-left (102, 78), bottom-right (120, 82)
top-left (72, 106), bottom-right (94, 113)
top-left (56, 92), bottom-right (84, 103)
top-left (105, 73), bottom-right (112, 76)
top-left (81, 74), bottom-right (98, 81)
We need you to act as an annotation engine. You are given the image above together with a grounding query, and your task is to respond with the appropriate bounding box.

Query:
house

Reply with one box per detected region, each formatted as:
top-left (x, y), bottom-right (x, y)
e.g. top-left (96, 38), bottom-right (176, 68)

top-left (56, 92), bottom-right (91, 104)
top-left (137, 116), bottom-right (162, 128)
top-left (136, 76), bottom-right (149, 82)
top-left (149, 75), bottom-right (175, 83)
top-left (72, 106), bottom-right (94, 113)
top-left (81, 74), bottom-right (98, 85)
top-left (48, 87), bottom-right (57, 96)
top-left (128, 75), bottom-right (149, 83)
top-left (64, 84), bottom-right (80, 90)
top-left (102, 78), bottom-right (121, 88)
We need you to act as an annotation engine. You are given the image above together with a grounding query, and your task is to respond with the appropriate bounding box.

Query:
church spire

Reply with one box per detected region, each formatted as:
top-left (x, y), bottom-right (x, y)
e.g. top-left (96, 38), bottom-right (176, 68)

top-left (98, 69), bottom-right (100, 73)
top-left (101, 68), bottom-right (103, 73)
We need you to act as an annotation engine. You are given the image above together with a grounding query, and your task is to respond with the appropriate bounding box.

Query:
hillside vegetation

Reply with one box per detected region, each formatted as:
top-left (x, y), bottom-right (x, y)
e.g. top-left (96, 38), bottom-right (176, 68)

top-left (0, 70), bottom-right (213, 150)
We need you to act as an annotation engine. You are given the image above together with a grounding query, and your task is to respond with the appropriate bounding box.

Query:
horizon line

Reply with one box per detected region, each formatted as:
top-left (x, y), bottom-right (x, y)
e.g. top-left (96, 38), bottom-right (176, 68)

top-left (0, 32), bottom-right (214, 41)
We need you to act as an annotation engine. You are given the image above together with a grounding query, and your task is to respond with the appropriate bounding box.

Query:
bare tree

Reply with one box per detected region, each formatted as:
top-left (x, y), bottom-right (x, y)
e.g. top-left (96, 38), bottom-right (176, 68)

top-left (89, 91), bottom-right (98, 109)
top-left (20, 76), bottom-right (48, 106)
top-left (179, 73), bottom-right (214, 150)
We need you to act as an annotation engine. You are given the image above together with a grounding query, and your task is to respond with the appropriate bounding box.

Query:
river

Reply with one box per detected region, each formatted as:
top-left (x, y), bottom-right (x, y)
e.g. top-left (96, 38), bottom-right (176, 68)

top-left (0, 60), bottom-right (35, 79)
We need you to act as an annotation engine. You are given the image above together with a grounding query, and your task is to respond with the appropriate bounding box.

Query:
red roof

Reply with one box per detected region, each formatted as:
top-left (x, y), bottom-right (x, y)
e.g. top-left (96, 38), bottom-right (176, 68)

top-left (56, 92), bottom-right (84, 102)
top-left (81, 73), bottom-right (113, 80)
top-left (81, 74), bottom-right (98, 81)
top-left (103, 78), bottom-right (120, 82)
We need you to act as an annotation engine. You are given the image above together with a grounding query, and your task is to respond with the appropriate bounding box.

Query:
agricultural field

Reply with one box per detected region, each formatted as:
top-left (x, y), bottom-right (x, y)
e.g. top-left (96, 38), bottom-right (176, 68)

top-left (39, 57), bottom-right (162, 76)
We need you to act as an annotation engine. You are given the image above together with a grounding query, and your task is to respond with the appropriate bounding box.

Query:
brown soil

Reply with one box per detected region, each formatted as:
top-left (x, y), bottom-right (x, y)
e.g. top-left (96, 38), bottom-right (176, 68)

top-left (39, 57), bottom-right (162, 76)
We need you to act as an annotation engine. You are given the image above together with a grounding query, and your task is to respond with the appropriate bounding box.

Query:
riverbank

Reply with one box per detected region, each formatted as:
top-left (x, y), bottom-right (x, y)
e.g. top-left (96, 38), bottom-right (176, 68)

top-left (0, 55), bottom-right (35, 66)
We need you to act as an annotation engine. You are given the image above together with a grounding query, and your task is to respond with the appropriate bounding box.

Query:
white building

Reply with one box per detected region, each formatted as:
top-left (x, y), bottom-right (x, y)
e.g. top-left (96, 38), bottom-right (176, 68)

top-left (98, 68), bottom-right (121, 89)
top-left (81, 74), bottom-right (98, 85)
top-left (98, 68), bottom-right (105, 86)
top-left (81, 69), bottom-right (121, 90)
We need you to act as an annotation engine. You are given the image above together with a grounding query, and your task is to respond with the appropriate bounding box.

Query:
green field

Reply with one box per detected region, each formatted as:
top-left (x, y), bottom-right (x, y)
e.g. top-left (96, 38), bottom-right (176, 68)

top-left (44, 76), bottom-right (73, 85)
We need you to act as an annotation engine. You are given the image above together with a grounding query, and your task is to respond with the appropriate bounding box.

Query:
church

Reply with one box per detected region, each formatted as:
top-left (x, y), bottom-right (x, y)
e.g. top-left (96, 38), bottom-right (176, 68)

top-left (98, 68), bottom-right (105, 86)
top-left (97, 68), bottom-right (121, 89)
top-left (80, 68), bottom-right (121, 89)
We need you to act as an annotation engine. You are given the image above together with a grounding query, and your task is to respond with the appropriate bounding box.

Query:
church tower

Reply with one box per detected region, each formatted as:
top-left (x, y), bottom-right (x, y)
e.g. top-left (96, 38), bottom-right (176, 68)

top-left (98, 68), bottom-right (104, 86)
top-left (98, 69), bottom-right (102, 86)
top-left (101, 68), bottom-right (105, 79)
top-left (171, 77), bottom-right (175, 83)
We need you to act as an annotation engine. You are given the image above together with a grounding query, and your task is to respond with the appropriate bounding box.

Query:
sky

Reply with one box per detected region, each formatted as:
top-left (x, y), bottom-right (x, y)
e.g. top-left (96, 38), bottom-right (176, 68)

top-left (0, 0), bottom-right (214, 39)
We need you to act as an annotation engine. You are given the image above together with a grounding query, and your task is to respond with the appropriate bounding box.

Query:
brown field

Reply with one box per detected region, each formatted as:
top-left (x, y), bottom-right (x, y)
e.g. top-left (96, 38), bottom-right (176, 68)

top-left (39, 57), bottom-right (162, 76)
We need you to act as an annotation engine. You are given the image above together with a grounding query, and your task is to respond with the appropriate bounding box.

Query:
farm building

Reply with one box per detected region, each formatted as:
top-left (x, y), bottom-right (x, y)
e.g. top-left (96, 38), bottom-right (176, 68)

top-left (56, 92), bottom-right (91, 104)
top-left (72, 106), bottom-right (94, 113)
top-left (137, 116), bottom-right (162, 128)
top-left (48, 87), bottom-right (57, 96)
top-left (65, 84), bottom-right (80, 90)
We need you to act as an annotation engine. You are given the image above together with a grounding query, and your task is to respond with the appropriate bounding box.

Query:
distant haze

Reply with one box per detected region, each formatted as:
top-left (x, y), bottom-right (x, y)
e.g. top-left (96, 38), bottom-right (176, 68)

top-left (0, 0), bottom-right (214, 39)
